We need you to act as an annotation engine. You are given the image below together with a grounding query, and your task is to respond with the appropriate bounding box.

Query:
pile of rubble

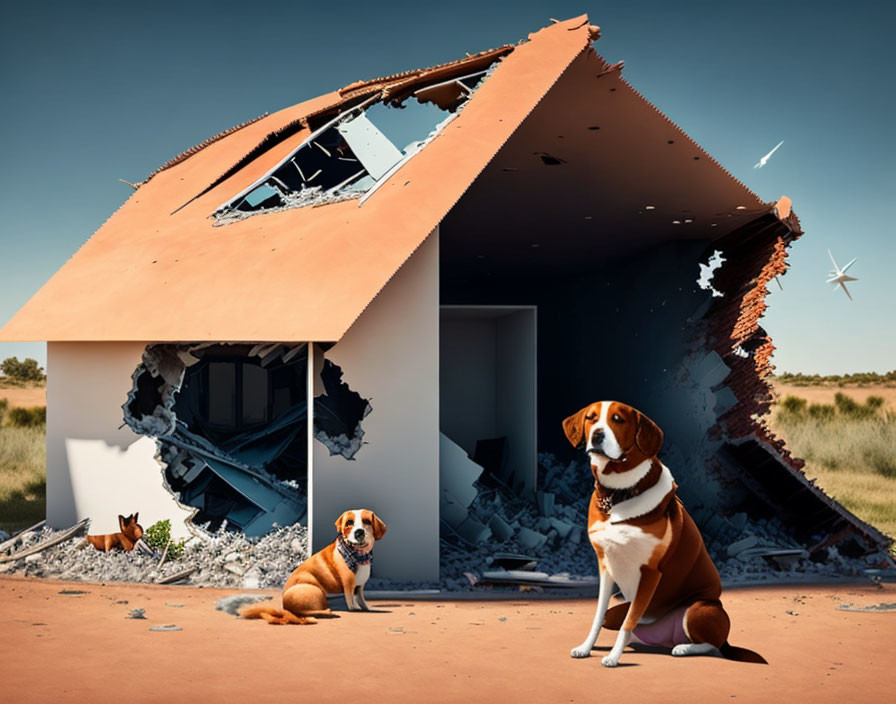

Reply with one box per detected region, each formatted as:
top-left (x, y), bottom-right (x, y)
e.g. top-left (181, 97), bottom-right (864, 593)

top-left (0, 521), bottom-right (308, 589)
top-left (436, 452), bottom-right (883, 592)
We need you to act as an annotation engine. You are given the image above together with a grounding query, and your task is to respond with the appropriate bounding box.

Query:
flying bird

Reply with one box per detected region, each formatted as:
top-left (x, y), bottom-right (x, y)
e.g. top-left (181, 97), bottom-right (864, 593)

top-left (827, 249), bottom-right (858, 301)
top-left (754, 140), bottom-right (784, 169)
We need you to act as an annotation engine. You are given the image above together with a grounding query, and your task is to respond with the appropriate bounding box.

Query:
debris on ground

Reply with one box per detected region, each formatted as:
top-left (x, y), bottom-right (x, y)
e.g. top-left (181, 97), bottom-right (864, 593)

top-left (149, 624), bottom-right (182, 631)
top-left (0, 521), bottom-right (308, 589)
top-left (836, 602), bottom-right (896, 612)
top-left (127, 609), bottom-right (146, 619)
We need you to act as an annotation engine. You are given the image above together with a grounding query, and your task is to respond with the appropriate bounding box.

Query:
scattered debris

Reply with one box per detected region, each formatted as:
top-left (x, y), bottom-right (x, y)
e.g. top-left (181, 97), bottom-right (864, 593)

top-left (836, 602), bottom-right (896, 613)
top-left (0, 519), bottom-right (89, 563)
top-left (149, 625), bottom-right (182, 632)
top-left (127, 609), bottom-right (146, 619)
top-left (0, 521), bottom-right (308, 589)
top-left (58, 590), bottom-right (88, 595)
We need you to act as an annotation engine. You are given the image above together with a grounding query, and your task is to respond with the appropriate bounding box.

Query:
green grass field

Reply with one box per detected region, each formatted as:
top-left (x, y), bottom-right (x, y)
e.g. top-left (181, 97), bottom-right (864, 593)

top-left (771, 392), bottom-right (896, 541)
top-left (0, 425), bottom-right (46, 533)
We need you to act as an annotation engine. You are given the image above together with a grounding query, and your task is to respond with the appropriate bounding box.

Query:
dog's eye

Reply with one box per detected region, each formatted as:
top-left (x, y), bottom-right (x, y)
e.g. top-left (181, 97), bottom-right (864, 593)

top-left (345, 520), bottom-right (354, 526)
top-left (612, 414), bottom-right (624, 423)
top-left (362, 519), bottom-right (372, 526)
top-left (585, 412), bottom-right (596, 420)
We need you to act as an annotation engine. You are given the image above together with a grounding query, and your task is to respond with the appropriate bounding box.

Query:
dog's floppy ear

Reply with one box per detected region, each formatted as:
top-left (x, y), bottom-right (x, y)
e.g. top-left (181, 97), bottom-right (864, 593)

top-left (334, 512), bottom-right (348, 534)
top-left (370, 512), bottom-right (386, 540)
top-left (562, 406), bottom-right (590, 448)
top-left (634, 410), bottom-right (664, 458)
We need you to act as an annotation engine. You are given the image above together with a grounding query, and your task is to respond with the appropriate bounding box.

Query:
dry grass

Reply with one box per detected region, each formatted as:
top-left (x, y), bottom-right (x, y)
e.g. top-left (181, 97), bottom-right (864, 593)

top-left (770, 391), bottom-right (896, 542)
top-left (0, 425), bottom-right (46, 533)
top-left (772, 382), bottom-right (896, 410)
top-left (0, 380), bottom-right (45, 409)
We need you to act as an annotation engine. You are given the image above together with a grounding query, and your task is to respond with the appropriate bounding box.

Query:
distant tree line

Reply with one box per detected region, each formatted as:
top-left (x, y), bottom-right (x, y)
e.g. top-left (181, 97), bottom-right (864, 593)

top-left (0, 356), bottom-right (46, 383)
top-left (773, 370), bottom-right (896, 387)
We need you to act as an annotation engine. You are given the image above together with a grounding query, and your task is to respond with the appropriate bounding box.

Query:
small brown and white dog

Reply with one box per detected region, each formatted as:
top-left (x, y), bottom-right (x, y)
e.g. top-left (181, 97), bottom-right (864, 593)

top-left (86, 513), bottom-right (144, 552)
top-left (563, 401), bottom-right (765, 666)
top-left (240, 509), bottom-right (386, 625)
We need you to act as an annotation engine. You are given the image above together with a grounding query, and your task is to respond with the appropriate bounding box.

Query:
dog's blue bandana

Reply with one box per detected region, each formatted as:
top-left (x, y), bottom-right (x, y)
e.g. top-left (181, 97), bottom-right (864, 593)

top-left (336, 535), bottom-right (372, 573)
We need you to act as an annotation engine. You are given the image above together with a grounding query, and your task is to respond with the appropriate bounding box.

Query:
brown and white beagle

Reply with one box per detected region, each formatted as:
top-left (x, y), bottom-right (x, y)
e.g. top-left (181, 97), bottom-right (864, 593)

top-left (563, 401), bottom-right (765, 666)
top-left (240, 509), bottom-right (386, 625)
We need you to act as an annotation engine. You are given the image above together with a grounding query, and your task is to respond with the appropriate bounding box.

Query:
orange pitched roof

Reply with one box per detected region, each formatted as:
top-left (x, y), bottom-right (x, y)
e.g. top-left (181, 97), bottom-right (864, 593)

top-left (0, 15), bottom-right (760, 343)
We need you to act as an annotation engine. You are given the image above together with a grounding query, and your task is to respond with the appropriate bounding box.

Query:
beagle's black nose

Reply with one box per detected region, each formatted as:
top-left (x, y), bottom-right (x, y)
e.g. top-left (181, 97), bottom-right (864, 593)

top-left (354, 528), bottom-right (365, 540)
top-left (590, 428), bottom-right (605, 445)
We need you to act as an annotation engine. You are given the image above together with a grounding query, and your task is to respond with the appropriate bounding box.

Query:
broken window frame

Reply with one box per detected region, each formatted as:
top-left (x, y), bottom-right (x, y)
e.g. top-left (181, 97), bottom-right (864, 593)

top-left (213, 69), bottom-right (494, 222)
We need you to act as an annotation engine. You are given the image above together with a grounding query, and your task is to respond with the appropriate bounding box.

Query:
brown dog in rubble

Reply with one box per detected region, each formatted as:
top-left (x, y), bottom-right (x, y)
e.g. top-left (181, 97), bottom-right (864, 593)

top-left (564, 401), bottom-right (765, 666)
top-left (86, 513), bottom-right (144, 552)
top-left (240, 509), bottom-right (386, 625)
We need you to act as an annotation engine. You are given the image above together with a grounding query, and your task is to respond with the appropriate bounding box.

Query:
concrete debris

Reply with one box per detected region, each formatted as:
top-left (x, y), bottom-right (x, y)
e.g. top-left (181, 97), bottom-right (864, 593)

top-left (0, 521), bottom-right (308, 589)
top-left (0, 519), bottom-right (89, 563)
top-left (214, 187), bottom-right (362, 226)
top-left (836, 602), bottom-right (896, 612)
top-left (727, 535), bottom-right (759, 557)
top-left (127, 609), bottom-right (146, 619)
top-left (438, 452), bottom-right (880, 592)
top-left (149, 625), bottom-right (182, 631)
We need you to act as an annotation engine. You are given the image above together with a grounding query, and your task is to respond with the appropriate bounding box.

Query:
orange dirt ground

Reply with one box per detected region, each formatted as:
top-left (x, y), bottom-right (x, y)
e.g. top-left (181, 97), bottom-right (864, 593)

top-left (1, 576), bottom-right (894, 703)
top-left (0, 385), bottom-right (45, 408)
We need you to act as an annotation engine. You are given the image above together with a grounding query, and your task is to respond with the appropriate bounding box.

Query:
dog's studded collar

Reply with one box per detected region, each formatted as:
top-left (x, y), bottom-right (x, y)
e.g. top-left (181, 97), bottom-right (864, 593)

top-left (594, 485), bottom-right (643, 514)
top-left (336, 535), bottom-right (372, 573)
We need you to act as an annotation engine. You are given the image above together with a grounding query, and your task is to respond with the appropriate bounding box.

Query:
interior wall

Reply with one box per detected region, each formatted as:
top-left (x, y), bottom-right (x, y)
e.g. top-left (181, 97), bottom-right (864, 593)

top-left (495, 309), bottom-right (537, 495)
top-left (439, 318), bottom-right (496, 454)
top-left (312, 228), bottom-right (440, 582)
top-left (440, 307), bottom-right (537, 496)
top-left (441, 240), bottom-right (741, 510)
top-left (47, 342), bottom-right (194, 537)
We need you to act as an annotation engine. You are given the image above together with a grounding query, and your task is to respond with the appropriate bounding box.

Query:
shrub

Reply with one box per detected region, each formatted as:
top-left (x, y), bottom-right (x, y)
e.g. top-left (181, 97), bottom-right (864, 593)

top-left (779, 395), bottom-right (807, 416)
top-left (807, 403), bottom-right (836, 421)
top-left (143, 519), bottom-right (186, 559)
top-left (5, 406), bottom-right (46, 428)
top-left (0, 398), bottom-right (7, 424)
top-left (0, 357), bottom-right (46, 383)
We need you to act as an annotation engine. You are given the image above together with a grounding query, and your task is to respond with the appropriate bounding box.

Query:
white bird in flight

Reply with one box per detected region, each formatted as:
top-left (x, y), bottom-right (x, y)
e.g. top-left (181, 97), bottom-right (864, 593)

top-left (827, 249), bottom-right (858, 301)
top-left (754, 140), bottom-right (784, 169)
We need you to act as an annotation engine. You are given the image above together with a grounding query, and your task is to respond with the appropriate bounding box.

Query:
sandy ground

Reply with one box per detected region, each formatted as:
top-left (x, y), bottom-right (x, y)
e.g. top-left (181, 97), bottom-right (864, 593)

top-left (0, 385), bottom-right (45, 408)
top-left (771, 383), bottom-right (896, 409)
top-left (1, 577), bottom-right (894, 703)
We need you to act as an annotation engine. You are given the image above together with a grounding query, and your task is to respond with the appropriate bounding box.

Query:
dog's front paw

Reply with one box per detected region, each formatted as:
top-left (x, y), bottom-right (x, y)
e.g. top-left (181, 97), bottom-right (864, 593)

top-left (601, 654), bottom-right (620, 668)
top-left (570, 644), bottom-right (592, 658)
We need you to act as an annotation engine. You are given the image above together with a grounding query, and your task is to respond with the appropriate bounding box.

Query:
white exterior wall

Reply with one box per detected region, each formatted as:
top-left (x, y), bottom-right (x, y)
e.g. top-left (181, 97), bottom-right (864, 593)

top-left (46, 342), bottom-right (194, 538)
top-left (312, 228), bottom-right (440, 582)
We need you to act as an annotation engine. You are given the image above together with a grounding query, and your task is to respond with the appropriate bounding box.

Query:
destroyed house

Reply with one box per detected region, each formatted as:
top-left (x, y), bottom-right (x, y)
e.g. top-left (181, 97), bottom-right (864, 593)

top-left (1, 15), bottom-right (889, 582)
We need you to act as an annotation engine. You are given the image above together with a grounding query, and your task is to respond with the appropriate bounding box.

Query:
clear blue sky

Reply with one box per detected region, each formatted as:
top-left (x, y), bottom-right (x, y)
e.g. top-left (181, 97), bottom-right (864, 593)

top-left (1, 0), bottom-right (893, 375)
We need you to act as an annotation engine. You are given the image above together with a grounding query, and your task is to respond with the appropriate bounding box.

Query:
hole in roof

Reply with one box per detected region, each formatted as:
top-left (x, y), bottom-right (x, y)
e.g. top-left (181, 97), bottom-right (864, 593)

top-left (538, 153), bottom-right (566, 166)
top-left (588, 126), bottom-right (600, 130)
top-left (211, 66), bottom-right (496, 224)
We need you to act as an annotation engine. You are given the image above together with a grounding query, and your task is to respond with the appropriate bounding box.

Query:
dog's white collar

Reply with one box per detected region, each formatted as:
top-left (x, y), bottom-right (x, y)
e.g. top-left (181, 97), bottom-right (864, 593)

top-left (608, 463), bottom-right (674, 523)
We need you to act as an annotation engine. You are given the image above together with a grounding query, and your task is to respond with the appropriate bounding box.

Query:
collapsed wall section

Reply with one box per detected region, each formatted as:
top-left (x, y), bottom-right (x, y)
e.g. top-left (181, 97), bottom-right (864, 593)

top-left (123, 342), bottom-right (372, 538)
